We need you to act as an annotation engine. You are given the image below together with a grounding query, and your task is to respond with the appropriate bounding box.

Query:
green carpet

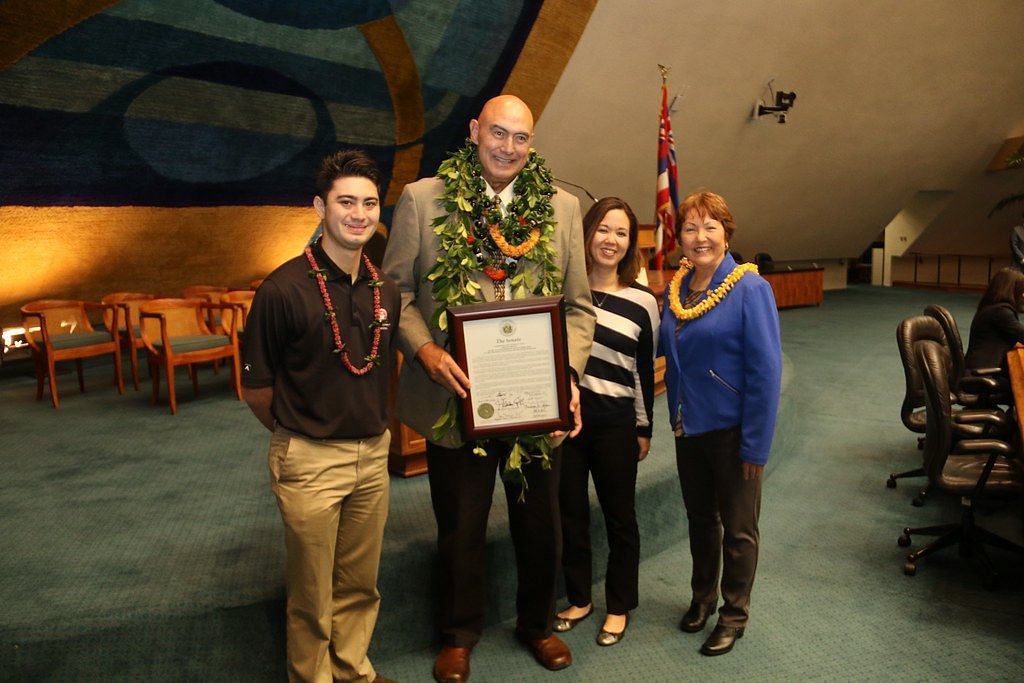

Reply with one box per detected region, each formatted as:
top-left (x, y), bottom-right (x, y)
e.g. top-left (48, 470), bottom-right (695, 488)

top-left (1, 285), bottom-right (1022, 681)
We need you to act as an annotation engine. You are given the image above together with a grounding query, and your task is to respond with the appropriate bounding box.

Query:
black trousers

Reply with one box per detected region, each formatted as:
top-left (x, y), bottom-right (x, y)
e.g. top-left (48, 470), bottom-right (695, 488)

top-left (426, 440), bottom-right (562, 648)
top-left (559, 422), bottom-right (640, 615)
top-left (675, 427), bottom-right (762, 627)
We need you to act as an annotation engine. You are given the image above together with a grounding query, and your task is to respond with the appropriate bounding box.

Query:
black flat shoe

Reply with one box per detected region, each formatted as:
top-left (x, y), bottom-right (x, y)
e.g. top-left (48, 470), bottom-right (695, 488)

top-left (596, 612), bottom-right (629, 647)
top-left (700, 624), bottom-right (744, 656)
top-left (679, 601), bottom-right (716, 633)
top-left (553, 604), bottom-right (593, 633)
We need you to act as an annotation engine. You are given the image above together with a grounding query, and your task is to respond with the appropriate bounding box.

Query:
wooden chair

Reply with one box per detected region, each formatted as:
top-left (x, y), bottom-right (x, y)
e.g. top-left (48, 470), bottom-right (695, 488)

top-left (102, 292), bottom-right (156, 391)
top-left (20, 300), bottom-right (125, 408)
top-left (139, 298), bottom-right (241, 415)
top-left (183, 285), bottom-right (229, 335)
top-left (220, 290), bottom-right (256, 339)
top-left (182, 285), bottom-right (228, 300)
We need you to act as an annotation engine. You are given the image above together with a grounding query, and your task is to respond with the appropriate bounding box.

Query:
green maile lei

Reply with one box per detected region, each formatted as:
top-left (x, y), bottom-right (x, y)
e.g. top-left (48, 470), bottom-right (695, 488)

top-left (426, 140), bottom-right (563, 495)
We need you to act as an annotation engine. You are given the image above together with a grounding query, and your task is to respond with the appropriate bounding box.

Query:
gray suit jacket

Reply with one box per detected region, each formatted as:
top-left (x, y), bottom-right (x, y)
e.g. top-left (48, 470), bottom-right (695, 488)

top-left (382, 176), bottom-right (596, 447)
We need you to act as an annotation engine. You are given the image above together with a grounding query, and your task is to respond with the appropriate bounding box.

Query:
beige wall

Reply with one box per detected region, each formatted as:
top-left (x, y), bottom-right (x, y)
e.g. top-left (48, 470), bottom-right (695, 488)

top-left (534, 0), bottom-right (1024, 263)
top-left (0, 205), bottom-right (318, 327)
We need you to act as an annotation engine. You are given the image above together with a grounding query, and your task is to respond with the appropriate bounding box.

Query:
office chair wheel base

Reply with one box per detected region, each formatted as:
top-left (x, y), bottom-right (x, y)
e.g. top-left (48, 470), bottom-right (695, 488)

top-left (903, 561), bottom-right (917, 576)
top-left (886, 476), bottom-right (897, 489)
top-left (897, 533), bottom-right (911, 548)
top-left (911, 495), bottom-right (925, 507)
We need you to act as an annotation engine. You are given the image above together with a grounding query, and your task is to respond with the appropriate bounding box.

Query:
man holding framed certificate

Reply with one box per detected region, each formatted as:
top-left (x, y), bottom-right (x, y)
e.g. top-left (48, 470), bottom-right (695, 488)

top-left (382, 95), bottom-right (595, 682)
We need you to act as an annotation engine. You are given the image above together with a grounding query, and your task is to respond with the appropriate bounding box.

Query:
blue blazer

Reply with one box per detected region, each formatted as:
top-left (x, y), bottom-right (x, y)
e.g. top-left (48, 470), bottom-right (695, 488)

top-left (660, 253), bottom-right (782, 465)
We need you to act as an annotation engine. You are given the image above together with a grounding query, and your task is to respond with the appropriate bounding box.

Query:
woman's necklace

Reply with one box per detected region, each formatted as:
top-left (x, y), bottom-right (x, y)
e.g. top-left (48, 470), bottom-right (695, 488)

top-left (668, 258), bottom-right (758, 322)
top-left (304, 246), bottom-right (389, 376)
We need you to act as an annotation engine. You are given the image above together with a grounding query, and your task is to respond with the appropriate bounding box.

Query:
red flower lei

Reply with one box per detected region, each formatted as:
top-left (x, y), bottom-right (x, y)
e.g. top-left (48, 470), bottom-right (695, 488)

top-left (304, 246), bottom-right (388, 376)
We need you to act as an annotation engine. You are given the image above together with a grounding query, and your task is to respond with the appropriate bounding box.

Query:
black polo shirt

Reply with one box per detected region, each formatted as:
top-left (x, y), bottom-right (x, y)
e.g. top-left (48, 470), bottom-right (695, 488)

top-left (242, 240), bottom-right (400, 440)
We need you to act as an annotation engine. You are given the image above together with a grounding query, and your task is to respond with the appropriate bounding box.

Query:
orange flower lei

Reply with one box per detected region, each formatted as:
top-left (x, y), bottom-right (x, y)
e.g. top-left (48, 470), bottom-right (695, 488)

top-left (488, 223), bottom-right (540, 258)
top-left (668, 259), bottom-right (759, 321)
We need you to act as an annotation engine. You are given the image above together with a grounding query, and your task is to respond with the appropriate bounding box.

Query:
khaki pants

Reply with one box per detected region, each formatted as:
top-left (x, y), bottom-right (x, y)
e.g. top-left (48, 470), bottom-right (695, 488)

top-left (269, 427), bottom-right (391, 683)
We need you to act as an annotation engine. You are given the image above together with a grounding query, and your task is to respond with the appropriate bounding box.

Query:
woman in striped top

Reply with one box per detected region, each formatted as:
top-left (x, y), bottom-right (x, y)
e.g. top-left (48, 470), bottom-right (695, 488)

top-left (553, 197), bottom-right (660, 646)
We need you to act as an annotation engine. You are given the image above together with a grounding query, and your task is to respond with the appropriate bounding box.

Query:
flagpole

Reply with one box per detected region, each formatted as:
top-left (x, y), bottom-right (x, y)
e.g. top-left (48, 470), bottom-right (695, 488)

top-left (654, 65), bottom-right (670, 271)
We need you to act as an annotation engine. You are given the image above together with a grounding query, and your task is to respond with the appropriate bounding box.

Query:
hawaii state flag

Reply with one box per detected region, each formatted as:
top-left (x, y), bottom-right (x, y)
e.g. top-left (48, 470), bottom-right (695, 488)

top-left (654, 81), bottom-right (679, 269)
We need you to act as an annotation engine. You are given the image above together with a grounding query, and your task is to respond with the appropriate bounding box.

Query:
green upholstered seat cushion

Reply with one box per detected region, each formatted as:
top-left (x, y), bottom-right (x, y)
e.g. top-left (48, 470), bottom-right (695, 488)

top-left (49, 332), bottom-right (112, 349)
top-left (152, 335), bottom-right (230, 353)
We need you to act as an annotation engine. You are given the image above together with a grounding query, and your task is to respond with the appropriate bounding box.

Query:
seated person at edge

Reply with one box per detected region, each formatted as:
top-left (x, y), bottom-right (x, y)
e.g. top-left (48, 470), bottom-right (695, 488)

top-left (964, 267), bottom-right (1024, 372)
top-left (553, 197), bottom-right (660, 646)
top-left (660, 191), bottom-right (782, 657)
top-left (242, 150), bottom-right (400, 683)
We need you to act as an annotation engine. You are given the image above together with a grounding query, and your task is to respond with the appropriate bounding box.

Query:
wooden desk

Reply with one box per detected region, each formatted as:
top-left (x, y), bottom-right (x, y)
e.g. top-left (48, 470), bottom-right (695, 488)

top-left (1006, 348), bottom-right (1024, 438)
top-left (761, 268), bottom-right (824, 308)
top-left (387, 351), bottom-right (428, 477)
top-left (646, 266), bottom-right (824, 310)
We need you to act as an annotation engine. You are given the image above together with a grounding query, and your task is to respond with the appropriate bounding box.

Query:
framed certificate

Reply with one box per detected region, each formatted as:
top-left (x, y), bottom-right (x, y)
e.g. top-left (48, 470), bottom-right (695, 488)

top-left (447, 295), bottom-right (572, 440)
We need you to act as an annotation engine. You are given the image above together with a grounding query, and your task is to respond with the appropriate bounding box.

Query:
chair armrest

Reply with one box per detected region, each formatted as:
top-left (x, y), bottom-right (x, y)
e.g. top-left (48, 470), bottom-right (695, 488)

top-left (20, 310), bottom-right (48, 350)
top-left (953, 438), bottom-right (1014, 458)
top-left (953, 409), bottom-right (1009, 428)
top-left (201, 302), bottom-right (239, 340)
top-left (138, 311), bottom-right (169, 355)
top-left (960, 375), bottom-right (1001, 393)
top-left (115, 303), bottom-right (134, 342)
top-left (84, 301), bottom-right (119, 341)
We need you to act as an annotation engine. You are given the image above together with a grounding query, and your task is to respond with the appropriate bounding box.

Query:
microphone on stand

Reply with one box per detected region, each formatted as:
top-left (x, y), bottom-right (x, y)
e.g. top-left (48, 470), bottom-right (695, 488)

top-left (553, 177), bottom-right (598, 203)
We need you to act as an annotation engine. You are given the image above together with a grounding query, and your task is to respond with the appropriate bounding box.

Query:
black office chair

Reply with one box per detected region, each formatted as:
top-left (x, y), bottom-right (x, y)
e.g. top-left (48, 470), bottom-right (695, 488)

top-left (923, 304), bottom-right (1008, 407)
top-left (897, 339), bottom-right (1024, 588)
top-left (753, 252), bottom-right (774, 273)
top-left (892, 315), bottom-right (946, 499)
top-left (892, 315), bottom-right (1008, 504)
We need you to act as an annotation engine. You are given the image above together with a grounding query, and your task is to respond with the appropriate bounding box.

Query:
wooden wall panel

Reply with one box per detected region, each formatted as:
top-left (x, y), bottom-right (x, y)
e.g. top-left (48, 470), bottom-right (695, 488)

top-left (0, 205), bottom-right (321, 327)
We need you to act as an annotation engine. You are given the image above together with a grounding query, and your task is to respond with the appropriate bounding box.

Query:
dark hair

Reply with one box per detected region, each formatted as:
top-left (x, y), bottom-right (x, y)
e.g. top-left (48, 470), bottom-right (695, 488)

top-left (677, 190), bottom-right (736, 241)
top-left (583, 197), bottom-right (642, 285)
top-left (978, 267), bottom-right (1024, 312)
top-left (315, 149), bottom-right (382, 199)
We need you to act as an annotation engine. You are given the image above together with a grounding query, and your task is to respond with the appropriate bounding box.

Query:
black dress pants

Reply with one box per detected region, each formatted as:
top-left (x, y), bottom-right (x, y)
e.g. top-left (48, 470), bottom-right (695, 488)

top-left (675, 427), bottom-right (762, 627)
top-left (426, 440), bottom-right (562, 648)
top-left (559, 422), bottom-right (640, 615)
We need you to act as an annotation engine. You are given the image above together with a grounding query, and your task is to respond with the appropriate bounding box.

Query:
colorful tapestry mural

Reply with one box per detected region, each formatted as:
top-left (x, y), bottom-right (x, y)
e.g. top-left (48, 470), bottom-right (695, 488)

top-left (0, 0), bottom-right (595, 328)
top-left (0, 0), bottom-right (543, 208)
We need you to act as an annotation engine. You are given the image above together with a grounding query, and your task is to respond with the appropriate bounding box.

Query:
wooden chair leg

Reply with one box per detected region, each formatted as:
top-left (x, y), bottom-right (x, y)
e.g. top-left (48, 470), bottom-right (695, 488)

top-left (191, 363), bottom-right (200, 397)
top-left (76, 358), bottom-right (85, 393)
top-left (166, 362), bottom-right (178, 415)
top-left (128, 343), bottom-right (140, 391)
top-left (47, 357), bottom-right (60, 408)
top-left (151, 357), bottom-right (161, 405)
top-left (112, 345), bottom-right (124, 395)
top-left (34, 353), bottom-right (45, 401)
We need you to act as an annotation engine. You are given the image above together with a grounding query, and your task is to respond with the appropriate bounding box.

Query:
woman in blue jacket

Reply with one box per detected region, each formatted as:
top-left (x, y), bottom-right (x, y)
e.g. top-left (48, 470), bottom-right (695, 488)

top-left (661, 191), bottom-right (782, 657)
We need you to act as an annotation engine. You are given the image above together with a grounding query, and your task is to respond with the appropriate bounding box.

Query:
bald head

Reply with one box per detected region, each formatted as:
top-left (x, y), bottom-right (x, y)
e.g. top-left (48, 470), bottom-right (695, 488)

top-left (469, 95), bottom-right (535, 192)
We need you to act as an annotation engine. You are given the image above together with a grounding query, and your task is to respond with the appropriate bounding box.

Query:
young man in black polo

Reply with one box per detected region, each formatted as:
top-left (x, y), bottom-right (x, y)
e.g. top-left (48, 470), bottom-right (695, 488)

top-left (242, 150), bottom-right (400, 683)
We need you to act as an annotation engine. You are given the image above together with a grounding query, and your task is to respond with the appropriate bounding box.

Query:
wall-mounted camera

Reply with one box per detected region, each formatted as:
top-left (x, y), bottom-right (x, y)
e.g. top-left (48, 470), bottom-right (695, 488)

top-left (753, 83), bottom-right (796, 124)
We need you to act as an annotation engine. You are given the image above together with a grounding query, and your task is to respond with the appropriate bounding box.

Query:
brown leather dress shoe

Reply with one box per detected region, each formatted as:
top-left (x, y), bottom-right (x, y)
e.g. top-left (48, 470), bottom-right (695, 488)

top-left (516, 632), bottom-right (572, 671)
top-left (433, 646), bottom-right (471, 682)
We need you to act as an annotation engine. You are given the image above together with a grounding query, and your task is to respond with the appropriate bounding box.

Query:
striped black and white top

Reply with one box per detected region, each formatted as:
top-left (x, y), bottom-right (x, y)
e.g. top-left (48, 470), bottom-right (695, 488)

top-left (579, 283), bottom-right (661, 437)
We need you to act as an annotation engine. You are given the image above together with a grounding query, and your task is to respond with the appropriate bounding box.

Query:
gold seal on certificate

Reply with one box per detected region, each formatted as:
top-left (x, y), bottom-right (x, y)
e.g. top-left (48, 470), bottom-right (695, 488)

top-left (447, 296), bottom-right (572, 440)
